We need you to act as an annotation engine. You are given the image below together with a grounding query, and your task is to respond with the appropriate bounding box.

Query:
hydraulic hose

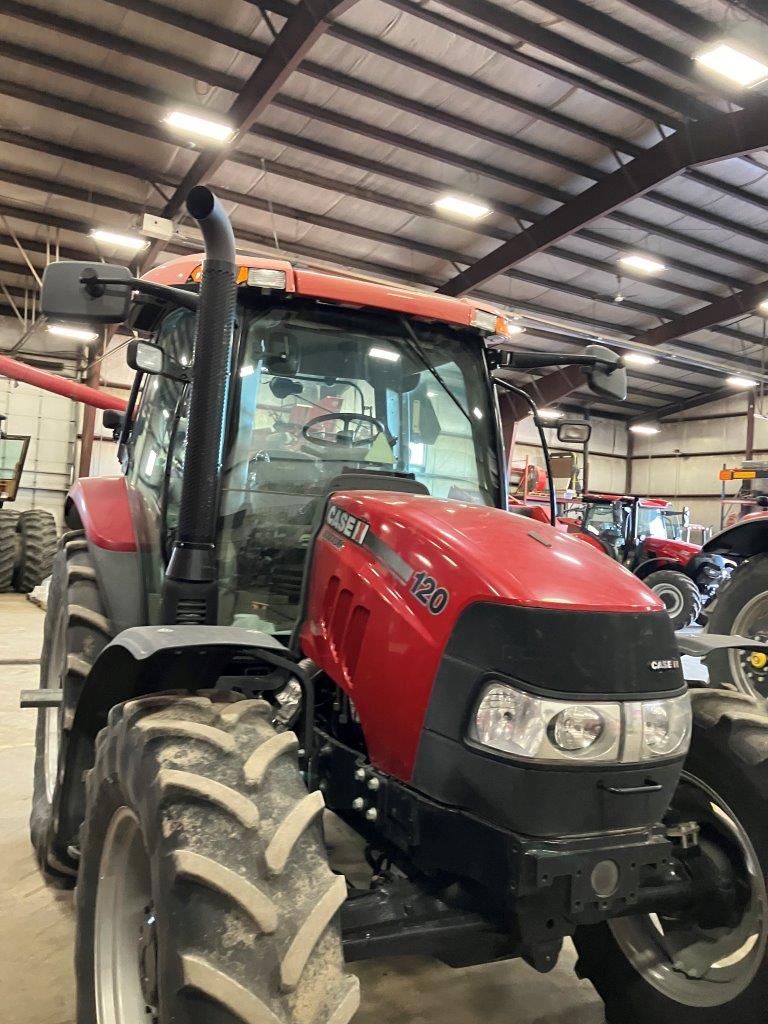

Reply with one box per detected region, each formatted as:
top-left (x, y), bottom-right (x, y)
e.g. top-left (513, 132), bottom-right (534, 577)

top-left (162, 187), bottom-right (237, 623)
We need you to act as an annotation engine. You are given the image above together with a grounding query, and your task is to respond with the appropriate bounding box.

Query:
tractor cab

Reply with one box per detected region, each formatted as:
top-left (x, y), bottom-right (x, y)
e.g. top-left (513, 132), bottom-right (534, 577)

top-left (120, 256), bottom-right (505, 631)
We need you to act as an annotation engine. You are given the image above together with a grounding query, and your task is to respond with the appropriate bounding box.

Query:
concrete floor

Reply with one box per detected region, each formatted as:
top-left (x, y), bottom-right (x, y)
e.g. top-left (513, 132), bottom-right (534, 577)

top-left (0, 594), bottom-right (605, 1024)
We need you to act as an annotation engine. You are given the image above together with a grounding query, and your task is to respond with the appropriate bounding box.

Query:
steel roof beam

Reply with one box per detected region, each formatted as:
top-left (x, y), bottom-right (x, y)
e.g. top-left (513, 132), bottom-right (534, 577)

top-left (156, 0), bottom-right (359, 226)
top-left (630, 387), bottom-right (735, 423)
top-left (631, 279), bottom-right (768, 347)
top-left (531, 0), bottom-right (747, 108)
top-left (437, 0), bottom-right (716, 120)
top-left (438, 102), bottom-right (768, 297)
top-left (5, 28), bottom-right (768, 261)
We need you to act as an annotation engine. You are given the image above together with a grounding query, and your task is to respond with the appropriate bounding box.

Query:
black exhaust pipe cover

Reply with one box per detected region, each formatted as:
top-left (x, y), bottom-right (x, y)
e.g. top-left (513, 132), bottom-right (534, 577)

top-left (160, 186), bottom-right (237, 625)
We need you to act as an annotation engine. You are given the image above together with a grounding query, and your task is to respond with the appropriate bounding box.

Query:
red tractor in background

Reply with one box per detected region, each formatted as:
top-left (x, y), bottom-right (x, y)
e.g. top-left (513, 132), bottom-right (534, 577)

top-left (20, 187), bottom-right (768, 1024)
top-left (563, 493), bottom-right (728, 630)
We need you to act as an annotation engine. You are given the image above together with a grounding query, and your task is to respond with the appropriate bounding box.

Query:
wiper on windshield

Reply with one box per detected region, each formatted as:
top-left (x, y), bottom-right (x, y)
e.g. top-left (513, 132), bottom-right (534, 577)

top-left (397, 317), bottom-right (472, 426)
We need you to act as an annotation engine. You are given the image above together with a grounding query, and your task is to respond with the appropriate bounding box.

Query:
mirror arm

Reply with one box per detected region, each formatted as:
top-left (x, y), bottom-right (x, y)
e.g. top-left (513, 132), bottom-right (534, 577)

top-left (503, 352), bottom-right (619, 373)
top-left (494, 377), bottom-right (556, 526)
top-left (79, 270), bottom-right (200, 312)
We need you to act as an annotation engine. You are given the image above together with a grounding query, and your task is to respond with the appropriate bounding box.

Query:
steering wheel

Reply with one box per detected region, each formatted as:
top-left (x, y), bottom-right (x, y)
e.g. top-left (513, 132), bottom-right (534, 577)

top-left (302, 412), bottom-right (386, 449)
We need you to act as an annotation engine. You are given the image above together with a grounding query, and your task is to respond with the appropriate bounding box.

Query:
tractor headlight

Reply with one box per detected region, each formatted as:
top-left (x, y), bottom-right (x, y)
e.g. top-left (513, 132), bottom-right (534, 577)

top-left (469, 685), bottom-right (622, 763)
top-left (469, 684), bottom-right (691, 765)
top-left (642, 698), bottom-right (691, 758)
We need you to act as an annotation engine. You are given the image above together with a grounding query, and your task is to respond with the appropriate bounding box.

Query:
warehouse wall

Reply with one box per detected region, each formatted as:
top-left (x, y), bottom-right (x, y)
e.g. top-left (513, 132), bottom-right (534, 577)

top-left (0, 376), bottom-right (77, 529)
top-left (511, 414), bottom-right (628, 496)
top-left (630, 394), bottom-right (756, 532)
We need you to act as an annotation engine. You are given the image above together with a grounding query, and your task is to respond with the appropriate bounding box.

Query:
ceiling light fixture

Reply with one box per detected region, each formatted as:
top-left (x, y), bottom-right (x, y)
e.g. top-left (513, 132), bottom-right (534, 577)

top-left (163, 110), bottom-right (234, 142)
top-left (369, 346), bottom-right (401, 362)
top-left (47, 324), bottom-right (99, 342)
top-left (623, 352), bottom-right (658, 366)
top-left (727, 375), bottom-right (758, 388)
top-left (434, 195), bottom-right (491, 220)
top-left (537, 408), bottom-right (564, 420)
top-left (90, 228), bottom-right (148, 250)
top-left (694, 43), bottom-right (768, 87)
top-left (758, 299), bottom-right (768, 315)
top-left (619, 254), bottom-right (666, 275)
top-left (629, 424), bottom-right (660, 435)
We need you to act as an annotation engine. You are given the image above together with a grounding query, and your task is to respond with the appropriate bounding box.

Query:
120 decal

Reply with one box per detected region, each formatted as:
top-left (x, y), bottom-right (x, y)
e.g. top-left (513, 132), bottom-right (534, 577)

top-left (410, 571), bottom-right (449, 614)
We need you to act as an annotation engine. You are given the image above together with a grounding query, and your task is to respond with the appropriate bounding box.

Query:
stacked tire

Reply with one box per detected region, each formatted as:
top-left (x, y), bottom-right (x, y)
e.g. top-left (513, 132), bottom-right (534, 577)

top-left (0, 507), bottom-right (58, 594)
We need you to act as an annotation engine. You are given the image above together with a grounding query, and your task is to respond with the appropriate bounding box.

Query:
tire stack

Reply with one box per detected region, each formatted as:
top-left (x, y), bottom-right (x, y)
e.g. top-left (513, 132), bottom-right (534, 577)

top-left (0, 507), bottom-right (58, 594)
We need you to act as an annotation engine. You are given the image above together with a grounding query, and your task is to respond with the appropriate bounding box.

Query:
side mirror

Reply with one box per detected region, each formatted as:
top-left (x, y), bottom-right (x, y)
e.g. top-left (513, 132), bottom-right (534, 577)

top-left (103, 409), bottom-right (125, 440)
top-left (557, 420), bottom-right (592, 444)
top-left (584, 344), bottom-right (627, 401)
top-left (127, 340), bottom-right (164, 375)
top-left (41, 262), bottom-right (132, 325)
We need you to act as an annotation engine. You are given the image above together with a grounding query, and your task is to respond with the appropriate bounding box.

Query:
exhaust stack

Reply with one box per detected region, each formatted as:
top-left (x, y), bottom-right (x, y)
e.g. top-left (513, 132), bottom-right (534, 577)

top-left (160, 186), bottom-right (237, 625)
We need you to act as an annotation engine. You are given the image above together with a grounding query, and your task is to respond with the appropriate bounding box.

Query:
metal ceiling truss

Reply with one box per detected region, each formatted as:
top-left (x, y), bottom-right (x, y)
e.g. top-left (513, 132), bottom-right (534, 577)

top-left (438, 102), bottom-right (768, 296)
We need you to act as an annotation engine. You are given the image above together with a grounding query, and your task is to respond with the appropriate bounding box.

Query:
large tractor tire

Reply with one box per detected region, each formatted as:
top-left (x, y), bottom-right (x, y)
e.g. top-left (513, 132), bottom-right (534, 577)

top-left (30, 531), bottom-right (113, 882)
top-left (706, 554), bottom-right (768, 697)
top-left (75, 693), bottom-right (359, 1024)
top-left (13, 508), bottom-right (58, 593)
top-left (0, 508), bottom-right (17, 592)
top-left (574, 690), bottom-right (768, 1023)
top-left (643, 569), bottom-right (702, 631)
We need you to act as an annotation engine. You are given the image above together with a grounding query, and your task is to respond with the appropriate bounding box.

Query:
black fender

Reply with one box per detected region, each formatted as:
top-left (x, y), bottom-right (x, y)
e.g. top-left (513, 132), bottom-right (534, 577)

top-left (703, 515), bottom-right (768, 559)
top-left (633, 557), bottom-right (677, 580)
top-left (57, 625), bottom-right (296, 858)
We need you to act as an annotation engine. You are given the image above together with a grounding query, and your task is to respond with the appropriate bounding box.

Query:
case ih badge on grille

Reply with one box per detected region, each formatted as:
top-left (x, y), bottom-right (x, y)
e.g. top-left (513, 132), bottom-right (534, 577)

top-left (326, 503), bottom-right (370, 544)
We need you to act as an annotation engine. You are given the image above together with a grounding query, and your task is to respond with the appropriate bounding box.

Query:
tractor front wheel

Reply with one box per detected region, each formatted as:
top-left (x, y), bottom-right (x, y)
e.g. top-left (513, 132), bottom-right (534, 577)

top-left (574, 690), bottom-right (768, 1023)
top-left (75, 693), bottom-right (359, 1024)
top-left (643, 569), bottom-right (702, 631)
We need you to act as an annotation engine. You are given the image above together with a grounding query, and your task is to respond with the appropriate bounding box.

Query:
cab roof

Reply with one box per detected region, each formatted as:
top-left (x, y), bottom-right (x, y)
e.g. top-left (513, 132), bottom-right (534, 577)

top-left (143, 253), bottom-right (510, 333)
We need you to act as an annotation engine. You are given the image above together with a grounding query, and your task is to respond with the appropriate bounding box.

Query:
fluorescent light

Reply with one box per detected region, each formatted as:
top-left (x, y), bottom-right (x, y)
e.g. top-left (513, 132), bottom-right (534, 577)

top-left (240, 365), bottom-right (255, 378)
top-left (630, 424), bottom-right (660, 435)
top-left (369, 346), bottom-right (400, 362)
top-left (47, 324), bottom-right (98, 342)
top-left (619, 254), bottom-right (666, 275)
top-left (695, 43), bottom-right (768, 87)
top-left (506, 324), bottom-right (526, 335)
top-left (434, 195), bottom-right (491, 220)
top-left (623, 352), bottom-right (658, 366)
top-left (727, 375), bottom-right (757, 388)
top-left (537, 408), bottom-right (563, 420)
top-left (472, 406), bottom-right (483, 420)
top-left (758, 300), bottom-right (768, 315)
top-left (163, 110), bottom-right (234, 142)
top-left (144, 449), bottom-right (157, 476)
top-left (90, 228), bottom-right (148, 250)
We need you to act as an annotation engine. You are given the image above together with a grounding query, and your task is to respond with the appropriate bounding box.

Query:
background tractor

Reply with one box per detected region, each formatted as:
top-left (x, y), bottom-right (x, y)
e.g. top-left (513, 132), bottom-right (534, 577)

top-left (564, 492), bottom-right (727, 630)
top-left (0, 412), bottom-right (58, 593)
top-left (24, 186), bottom-right (768, 1024)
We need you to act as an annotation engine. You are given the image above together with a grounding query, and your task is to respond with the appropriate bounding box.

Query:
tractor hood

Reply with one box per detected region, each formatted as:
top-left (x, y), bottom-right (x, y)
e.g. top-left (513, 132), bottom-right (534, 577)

top-left (300, 491), bottom-right (675, 779)
top-left (317, 492), bottom-right (664, 615)
top-left (642, 537), bottom-right (701, 561)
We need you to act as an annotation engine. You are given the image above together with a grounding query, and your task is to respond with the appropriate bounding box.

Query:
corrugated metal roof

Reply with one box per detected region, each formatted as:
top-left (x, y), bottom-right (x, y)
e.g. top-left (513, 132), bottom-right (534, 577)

top-left (1, 0), bottom-right (768, 414)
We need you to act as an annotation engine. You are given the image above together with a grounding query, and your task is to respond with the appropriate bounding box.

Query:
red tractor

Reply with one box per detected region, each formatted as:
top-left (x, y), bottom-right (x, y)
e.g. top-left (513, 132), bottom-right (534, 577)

top-left (564, 493), bottom-right (727, 630)
top-left (24, 187), bottom-right (768, 1024)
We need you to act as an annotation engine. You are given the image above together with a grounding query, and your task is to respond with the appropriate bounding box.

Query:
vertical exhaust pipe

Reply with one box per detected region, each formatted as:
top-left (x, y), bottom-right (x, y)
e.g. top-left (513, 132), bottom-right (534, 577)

top-left (161, 186), bottom-right (237, 624)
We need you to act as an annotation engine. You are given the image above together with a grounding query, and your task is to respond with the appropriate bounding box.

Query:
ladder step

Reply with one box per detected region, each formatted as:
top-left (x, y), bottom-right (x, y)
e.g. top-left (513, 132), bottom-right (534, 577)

top-left (20, 689), bottom-right (63, 708)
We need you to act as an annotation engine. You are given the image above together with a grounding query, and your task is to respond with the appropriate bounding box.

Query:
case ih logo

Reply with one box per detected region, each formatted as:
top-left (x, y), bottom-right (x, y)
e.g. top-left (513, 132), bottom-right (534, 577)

top-left (326, 504), bottom-right (370, 544)
top-left (649, 658), bottom-right (681, 671)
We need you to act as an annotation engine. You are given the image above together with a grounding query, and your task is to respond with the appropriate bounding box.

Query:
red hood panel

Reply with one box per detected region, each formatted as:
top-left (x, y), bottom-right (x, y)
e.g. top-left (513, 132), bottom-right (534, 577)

top-left (300, 492), bottom-right (663, 781)
top-left (642, 537), bottom-right (700, 561)
top-left (348, 493), bottom-right (662, 614)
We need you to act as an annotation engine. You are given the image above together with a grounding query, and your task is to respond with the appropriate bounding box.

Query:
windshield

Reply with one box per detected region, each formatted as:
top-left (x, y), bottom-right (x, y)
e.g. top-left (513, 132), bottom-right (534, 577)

top-left (218, 302), bottom-right (500, 631)
top-left (636, 506), bottom-right (683, 541)
top-left (128, 300), bottom-right (501, 632)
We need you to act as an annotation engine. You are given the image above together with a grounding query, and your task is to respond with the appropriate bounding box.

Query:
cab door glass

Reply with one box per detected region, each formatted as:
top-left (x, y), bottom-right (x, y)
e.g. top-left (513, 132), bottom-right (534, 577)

top-left (127, 308), bottom-right (195, 617)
